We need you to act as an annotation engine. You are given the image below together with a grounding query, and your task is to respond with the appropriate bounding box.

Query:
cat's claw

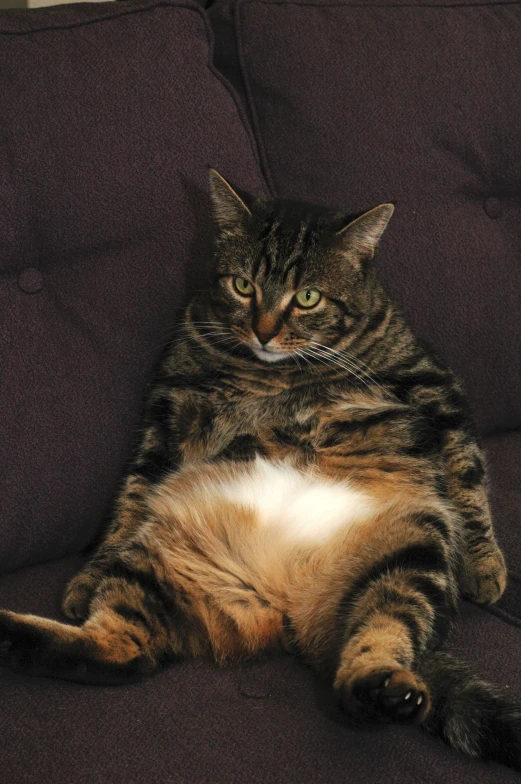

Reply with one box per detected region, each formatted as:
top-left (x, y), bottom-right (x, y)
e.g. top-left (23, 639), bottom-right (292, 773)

top-left (339, 668), bottom-right (431, 724)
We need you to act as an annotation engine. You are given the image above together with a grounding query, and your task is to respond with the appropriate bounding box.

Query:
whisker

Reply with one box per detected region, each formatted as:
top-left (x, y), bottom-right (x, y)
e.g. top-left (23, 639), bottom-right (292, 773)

top-left (300, 348), bottom-right (343, 378)
top-left (299, 349), bottom-right (330, 376)
top-left (292, 351), bottom-right (304, 377)
top-left (309, 341), bottom-right (383, 391)
top-left (171, 330), bottom-right (229, 347)
top-left (294, 350), bottom-right (313, 371)
top-left (336, 352), bottom-right (382, 388)
top-left (304, 347), bottom-right (372, 388)
top-left (307, 346), bottom-right (368, 381)
top-left (154, 327), bottom-right (232, 355)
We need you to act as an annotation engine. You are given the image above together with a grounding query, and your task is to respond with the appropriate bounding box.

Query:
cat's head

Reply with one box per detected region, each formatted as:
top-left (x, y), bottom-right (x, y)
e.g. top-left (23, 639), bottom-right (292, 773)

top-left (203, 169), bottom-right (393, 365)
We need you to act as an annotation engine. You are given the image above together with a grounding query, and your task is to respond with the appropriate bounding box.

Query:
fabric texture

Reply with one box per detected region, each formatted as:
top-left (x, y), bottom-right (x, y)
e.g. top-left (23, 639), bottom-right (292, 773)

top-left (226, 0), bottom-right (521, 435)
top-left (0, 0), bottom-right (268, 574)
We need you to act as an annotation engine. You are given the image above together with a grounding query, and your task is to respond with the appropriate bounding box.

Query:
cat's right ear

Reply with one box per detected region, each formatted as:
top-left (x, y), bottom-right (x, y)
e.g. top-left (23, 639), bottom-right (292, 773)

top-left (336, 203), bottom-right (394, 264)
top-left (208, 169), bottom-right (252, 234)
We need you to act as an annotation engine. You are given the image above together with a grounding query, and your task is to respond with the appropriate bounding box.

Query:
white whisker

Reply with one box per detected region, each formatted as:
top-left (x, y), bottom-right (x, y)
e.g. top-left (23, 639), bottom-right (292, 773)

top-left (294, 350), bottom-right (313, 371)
top-left (306, 346), bottom-right (372, 389)
top-left (300, 348), bottom-right (345, 378)
top-left (310, 341), bottom-right (384, 391)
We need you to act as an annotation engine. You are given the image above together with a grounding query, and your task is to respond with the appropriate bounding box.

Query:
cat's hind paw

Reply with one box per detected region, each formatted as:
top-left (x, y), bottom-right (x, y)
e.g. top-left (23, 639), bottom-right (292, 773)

top-left (338, 667), bottom-right (430, 725)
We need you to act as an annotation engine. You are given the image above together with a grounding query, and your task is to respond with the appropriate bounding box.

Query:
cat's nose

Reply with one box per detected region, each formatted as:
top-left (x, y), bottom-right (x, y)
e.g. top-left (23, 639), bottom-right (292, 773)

top-left (253, 314), bottom-right (279, 346)
top-left (255, 329), bottom-right (278, 346)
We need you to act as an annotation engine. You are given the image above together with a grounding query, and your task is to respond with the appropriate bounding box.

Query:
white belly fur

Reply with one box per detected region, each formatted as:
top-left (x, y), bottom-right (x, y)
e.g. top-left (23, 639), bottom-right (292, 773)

top-left (217, 457), bottom-right (376, 545)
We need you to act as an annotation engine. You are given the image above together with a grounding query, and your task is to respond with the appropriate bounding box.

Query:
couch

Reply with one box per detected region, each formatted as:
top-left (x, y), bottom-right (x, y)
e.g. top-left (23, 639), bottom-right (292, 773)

top-left (1, 0), bottom-right (520, 780)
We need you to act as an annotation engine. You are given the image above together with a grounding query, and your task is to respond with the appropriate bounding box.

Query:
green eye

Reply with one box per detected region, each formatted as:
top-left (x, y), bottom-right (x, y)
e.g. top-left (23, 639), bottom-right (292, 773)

top-left (295, 289), bottom-right (321, 308)
top-left (233, 277), bottom-right (255, 296)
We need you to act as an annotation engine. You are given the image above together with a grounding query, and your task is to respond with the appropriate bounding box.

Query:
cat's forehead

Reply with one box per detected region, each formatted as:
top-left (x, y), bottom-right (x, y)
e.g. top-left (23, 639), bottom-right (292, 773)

top-left (249, 202), bottom-right (339, 286)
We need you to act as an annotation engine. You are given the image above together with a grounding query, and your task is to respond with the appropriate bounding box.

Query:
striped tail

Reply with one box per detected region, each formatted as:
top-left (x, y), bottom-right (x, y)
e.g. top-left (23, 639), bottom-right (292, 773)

top-left (421, 652), bottom-right (521, 771)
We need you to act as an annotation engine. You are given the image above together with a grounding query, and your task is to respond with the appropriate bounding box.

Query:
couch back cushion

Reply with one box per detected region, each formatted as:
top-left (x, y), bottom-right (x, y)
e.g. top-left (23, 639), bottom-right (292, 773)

top-left (228, 0), bottom-right (521, 434)
top-left (0, 0), bottom-right (267, 573)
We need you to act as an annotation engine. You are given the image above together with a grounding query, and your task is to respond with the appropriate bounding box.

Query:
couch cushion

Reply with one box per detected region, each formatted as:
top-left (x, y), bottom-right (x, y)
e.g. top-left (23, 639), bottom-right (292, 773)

top-left (0, 0), bottom-right (267, 574)
top-left (0, 553), bottom-right (520, 783)
top-left (224, 0), bottom-right (521, 434)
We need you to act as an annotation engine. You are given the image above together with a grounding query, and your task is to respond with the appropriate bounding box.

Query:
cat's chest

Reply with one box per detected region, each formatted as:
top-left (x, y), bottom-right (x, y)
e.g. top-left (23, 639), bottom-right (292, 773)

top-left (178, 384), bottom-right (405, 465)
top-left (178, 385), bottom-right (307, 462)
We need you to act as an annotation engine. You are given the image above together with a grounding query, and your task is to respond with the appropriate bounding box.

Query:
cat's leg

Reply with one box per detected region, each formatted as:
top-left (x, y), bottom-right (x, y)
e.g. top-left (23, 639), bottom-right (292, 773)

top-left (1, 551), bottom-right (192, 683)
top-left (62, 471), bottom-right (154, 620)
top-left (333, 568), bottom-right (457, 724)
top-left (0, 607), bottom-right (158, 684)
top-left (442, 430), bottom-right (506, 604)
top-left (63, 385), bottom-right (188, 620)
top-left (62, 471), bottom-right (155, 620)
top-left (319, 524), bottom-right (458, 725)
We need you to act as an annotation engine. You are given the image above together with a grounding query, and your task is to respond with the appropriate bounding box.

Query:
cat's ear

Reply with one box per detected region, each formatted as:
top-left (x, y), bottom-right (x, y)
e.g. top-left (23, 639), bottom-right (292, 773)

top-left (336, 204), bottom-right (394, 262)
top-left (208, 169), bottom-right (252, 233)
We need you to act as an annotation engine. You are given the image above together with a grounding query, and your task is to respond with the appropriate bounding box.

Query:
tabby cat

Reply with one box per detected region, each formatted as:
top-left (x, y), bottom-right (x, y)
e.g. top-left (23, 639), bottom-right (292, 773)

top-left (1, 170), bottom-right (519, 771)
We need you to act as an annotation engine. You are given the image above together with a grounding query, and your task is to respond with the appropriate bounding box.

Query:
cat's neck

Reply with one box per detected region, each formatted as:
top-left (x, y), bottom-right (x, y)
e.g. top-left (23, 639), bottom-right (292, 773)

top-left (324, 283), bottom-right (421, 377)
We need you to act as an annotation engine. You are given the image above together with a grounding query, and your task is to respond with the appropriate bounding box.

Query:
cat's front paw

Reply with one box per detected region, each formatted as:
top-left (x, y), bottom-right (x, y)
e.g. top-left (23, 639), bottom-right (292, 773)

top-left (460, 545), bottom-right (507, 605)
top-left (62, 572), bottom-right (98, 620)
top-left (337, 667), bottom-right (431, 725)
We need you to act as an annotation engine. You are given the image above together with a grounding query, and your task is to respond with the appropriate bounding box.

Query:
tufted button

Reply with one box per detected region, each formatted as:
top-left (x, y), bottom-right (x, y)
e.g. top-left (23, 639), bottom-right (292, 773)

top-left (484, 197), bottom-right (502, 219)
top-left (17, 267), bottom-right (44, 294)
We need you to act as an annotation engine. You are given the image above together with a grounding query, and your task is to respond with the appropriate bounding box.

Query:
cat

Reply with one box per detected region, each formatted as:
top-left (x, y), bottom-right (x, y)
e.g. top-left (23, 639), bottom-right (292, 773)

top-left (0, 169), bottom-right (519, 771)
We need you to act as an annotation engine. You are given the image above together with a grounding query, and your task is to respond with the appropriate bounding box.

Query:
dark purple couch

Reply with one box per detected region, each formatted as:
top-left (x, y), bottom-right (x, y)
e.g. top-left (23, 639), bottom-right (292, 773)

top-left (1, 0), bottom-right (520, 780)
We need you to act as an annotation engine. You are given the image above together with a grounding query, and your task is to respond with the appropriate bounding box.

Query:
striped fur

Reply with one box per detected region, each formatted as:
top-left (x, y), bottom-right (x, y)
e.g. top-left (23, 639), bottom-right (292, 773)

top-left (0, 171), bottom-right (516, 770)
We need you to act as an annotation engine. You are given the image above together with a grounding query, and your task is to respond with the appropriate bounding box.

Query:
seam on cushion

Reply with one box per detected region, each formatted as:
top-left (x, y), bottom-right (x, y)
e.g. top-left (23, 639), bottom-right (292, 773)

top-left (0, 0), bottom-right (268, 200)
top-left (235, 0), bottom-right (521, 198)
top-left (227, 3), bottom-right (275, 197)
top-left (480, 604), bottom-right (521, 631)
top-left (468, 572), bottom-right (521, 630)
top-left (235, 1), bottom-right (277, 196)
top-left (201, 4), bottom-right (270, 195)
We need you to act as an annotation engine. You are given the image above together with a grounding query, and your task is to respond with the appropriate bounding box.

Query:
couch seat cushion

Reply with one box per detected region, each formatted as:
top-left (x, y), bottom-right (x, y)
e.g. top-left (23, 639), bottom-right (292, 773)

top-left (0, 0), bottom-right (267, 574)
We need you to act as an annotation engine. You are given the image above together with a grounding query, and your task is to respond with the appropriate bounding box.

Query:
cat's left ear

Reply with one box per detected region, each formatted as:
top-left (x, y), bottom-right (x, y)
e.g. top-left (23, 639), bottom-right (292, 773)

top-left (208, 169), bottom-right (252, 233)
top-left (336, 204), bottom-right (394, 263)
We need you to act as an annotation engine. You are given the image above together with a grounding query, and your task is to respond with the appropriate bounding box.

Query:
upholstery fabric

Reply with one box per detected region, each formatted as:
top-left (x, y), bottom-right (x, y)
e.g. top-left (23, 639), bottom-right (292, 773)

top-left (224, 0), bottom-right (521, 435)
top-left (0, 0), bottom-right (267, 574)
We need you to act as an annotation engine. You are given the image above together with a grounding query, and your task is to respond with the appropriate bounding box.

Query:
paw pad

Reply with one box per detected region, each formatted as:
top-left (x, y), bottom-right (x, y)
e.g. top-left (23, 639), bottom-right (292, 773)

top-left (341, 668), bottom-right (430, 724)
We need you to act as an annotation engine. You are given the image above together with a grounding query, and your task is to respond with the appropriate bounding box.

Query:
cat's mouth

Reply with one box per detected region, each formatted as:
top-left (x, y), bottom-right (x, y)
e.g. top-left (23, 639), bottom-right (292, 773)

top-left (252, 345), bottom-right (293, 363)
top-left (246, 334), bottom-right (294, 363)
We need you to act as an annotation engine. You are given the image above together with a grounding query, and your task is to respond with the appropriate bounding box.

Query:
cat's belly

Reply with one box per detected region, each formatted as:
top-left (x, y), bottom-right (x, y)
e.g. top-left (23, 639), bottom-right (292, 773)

top-left (216, 457), bottom-right (376, 545)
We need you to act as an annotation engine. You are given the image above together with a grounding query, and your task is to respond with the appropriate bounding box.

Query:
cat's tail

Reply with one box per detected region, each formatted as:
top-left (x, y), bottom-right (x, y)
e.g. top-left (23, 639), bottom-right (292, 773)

top-left (0, 609), bottom-right (167, 685)
top-left (420, 651), bottom-right (521, 771)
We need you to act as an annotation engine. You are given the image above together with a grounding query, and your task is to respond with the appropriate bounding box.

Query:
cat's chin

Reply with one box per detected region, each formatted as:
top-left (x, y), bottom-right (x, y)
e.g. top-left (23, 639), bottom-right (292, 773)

top-left (252, 347), bottom-right (293, 364)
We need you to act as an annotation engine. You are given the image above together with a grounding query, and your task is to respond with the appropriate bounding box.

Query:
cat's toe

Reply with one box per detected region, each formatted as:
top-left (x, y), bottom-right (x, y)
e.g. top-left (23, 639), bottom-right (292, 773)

top-left (460, 547), bottom-right (507, 605)
top-left (340, 668), bottom-right (430, 724)
top-left (62, 575), bottom-right (96, 620)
